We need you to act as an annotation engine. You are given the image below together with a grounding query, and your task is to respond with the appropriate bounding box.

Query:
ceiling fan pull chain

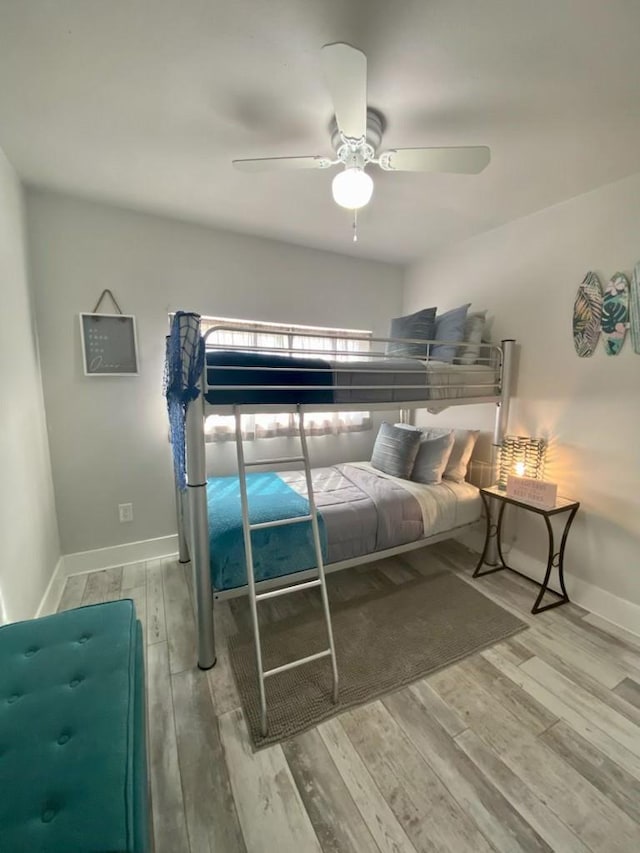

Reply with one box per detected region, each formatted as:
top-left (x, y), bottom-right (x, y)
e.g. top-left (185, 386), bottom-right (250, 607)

top-left (352, 210), bottom-right (358, 242)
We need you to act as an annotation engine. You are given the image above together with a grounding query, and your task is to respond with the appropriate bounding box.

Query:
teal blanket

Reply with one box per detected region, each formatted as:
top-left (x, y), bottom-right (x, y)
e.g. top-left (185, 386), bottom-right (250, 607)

top-left (207, 472), bottom-right (328, 591)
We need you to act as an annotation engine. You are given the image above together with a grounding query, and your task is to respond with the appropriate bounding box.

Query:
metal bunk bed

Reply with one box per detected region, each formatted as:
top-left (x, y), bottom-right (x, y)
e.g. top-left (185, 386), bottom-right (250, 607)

top-left (170, 316), bottom-right (515, 732)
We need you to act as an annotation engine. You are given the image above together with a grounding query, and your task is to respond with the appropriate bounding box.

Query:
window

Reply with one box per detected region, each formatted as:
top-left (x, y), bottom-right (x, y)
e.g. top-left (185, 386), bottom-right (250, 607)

top-left (201, 315), bottom-right (372, 441)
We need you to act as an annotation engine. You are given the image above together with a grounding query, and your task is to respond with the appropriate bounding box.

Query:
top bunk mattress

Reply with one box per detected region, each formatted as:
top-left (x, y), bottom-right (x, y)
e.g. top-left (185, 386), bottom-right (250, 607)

top-left (204, 351), bottom-right (499, 406)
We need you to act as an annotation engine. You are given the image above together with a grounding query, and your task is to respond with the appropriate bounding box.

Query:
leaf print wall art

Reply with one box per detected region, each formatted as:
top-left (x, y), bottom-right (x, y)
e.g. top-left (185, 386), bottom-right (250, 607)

top-left (630, 262), bottom-right (640, 354)
top-left (573, 271), bottom-right (602, 357)
top-left (602, 272), bottom-right (629, 356)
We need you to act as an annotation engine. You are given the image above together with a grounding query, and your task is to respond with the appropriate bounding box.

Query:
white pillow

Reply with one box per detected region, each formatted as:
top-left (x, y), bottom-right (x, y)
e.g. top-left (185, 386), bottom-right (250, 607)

top-left (482, 314), bottom-right (494, 342)
top-left (457, 310), bottom-right (487, 365)
top-left (431, 428), bottom-right (480, 483)
top-left (395, 424), bottom-right (455, 485)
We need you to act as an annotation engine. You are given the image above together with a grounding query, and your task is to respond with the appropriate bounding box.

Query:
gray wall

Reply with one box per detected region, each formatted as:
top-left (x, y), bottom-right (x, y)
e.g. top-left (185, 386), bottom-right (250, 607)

top-left (404, 170), bottom-right (640, 607)
top-left (27, 190), bottom-right (404, 554)
top-left (0, 151), bottom-right (59, 622)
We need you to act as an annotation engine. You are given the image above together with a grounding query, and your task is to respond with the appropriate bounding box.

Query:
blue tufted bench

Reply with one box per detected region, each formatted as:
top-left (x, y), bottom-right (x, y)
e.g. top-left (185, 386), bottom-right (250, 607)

top-left (0, 599), bottom-right (148, 852)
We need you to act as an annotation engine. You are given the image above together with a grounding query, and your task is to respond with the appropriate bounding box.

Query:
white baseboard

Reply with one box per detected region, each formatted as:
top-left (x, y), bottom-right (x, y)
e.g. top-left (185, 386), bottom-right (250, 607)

top-left (62, 534), bottom-right (179, 575)
top-left (456, 528), bottom-right (640, 637)
top-left (36, 555), bottom-right (66, 619)
top-left (36, 534), bottom-right (179, 617)
top-left (37, 528), bottom-right (640, 639)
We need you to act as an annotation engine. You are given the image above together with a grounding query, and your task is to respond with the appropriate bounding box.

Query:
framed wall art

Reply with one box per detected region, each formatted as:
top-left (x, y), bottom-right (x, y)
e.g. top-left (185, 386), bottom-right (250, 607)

top-left (79, 312), bottom-right (139, 376)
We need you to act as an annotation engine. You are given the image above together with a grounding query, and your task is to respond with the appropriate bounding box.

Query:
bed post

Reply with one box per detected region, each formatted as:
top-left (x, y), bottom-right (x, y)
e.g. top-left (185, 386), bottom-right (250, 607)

top-left (486, 339), bottom-right (516, 565)
top-left (174, 478), bottom-right (190, 564)
top-left (186, 389), bottom-right (216, 669)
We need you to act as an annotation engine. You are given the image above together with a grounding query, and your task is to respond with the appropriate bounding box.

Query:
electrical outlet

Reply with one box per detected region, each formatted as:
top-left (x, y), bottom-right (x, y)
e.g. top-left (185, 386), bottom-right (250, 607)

top-left (118, 503), bottom-right (133, 523)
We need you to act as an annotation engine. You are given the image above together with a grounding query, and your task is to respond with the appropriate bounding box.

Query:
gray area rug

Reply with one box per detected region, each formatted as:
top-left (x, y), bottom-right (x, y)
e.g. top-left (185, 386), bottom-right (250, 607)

top-left (229, 566), bottom-right (525, 749)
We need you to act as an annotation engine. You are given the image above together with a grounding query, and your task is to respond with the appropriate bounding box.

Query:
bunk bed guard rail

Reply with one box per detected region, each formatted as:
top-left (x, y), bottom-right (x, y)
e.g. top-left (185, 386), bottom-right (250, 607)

top-left (202, 324), bottom-right (506, 412)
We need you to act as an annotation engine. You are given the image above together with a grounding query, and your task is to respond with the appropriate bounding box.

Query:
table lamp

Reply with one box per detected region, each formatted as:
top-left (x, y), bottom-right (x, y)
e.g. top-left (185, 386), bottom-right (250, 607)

top-left (498, 436), bottom-right (546, 490)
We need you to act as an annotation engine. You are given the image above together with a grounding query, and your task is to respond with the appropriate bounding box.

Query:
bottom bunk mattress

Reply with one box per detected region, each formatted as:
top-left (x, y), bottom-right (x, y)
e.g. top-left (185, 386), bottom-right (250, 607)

top-left (207, 463), bottom-right (481, 591)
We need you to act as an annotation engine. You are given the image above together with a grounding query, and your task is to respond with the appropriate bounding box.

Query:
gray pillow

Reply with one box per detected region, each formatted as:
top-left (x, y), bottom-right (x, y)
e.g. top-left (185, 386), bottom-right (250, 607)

top-left (431, 304), bottom-right (471, 363)
top-left (386, 307), bottom-right (437, 357)
top-left (457, 310), bottom-right (487, 365)
top-left (410, 429), bottom-right (455, 485)
top-left (439, 428), bottom-right (480, 483)
top-left (371, 422), bottom-right (422, 479)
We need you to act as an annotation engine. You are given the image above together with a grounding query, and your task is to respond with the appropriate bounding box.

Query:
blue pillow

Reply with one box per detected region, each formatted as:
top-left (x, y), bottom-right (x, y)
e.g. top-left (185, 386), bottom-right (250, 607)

top-left (371, 422), bottom-right (422, 479)
top-left (386, 307), bottom-right (437, 357)
top-left (431, 304), bottom-right (471, 362)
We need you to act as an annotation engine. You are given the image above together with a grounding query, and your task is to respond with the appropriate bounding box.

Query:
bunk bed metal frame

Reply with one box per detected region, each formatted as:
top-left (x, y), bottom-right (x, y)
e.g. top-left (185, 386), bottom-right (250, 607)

top-left (177, 323), bottom-right (516, 670)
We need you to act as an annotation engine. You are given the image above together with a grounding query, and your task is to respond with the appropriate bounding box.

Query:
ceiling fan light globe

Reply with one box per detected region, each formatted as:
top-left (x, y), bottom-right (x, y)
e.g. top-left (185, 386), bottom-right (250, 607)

top-left (331, 168), bottom-right (374, 209)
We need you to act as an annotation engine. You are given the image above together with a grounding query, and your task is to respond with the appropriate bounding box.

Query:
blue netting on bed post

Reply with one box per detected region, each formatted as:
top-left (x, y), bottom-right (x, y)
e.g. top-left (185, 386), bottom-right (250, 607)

top-left (163, 311), bottom-right (204, 490)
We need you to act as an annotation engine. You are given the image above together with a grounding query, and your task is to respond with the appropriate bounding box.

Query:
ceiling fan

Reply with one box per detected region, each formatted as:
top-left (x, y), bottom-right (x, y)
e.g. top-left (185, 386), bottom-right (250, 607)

top-left (232, 43), bottom-right (490, 217)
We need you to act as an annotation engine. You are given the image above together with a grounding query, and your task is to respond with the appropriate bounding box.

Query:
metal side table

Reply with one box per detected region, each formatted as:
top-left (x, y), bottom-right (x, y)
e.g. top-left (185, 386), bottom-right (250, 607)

top-left (474, 485), bottom-right (580, 614)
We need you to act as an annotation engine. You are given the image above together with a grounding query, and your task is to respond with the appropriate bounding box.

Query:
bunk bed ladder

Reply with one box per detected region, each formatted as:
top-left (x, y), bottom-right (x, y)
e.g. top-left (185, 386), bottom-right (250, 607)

top-left (233, 407), bottom-right (339, 737)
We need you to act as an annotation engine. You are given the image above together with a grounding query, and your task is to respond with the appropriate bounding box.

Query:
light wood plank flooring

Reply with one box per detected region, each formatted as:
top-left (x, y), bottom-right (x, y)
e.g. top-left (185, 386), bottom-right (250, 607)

top-left (57, 540), bottom-right (640, 853)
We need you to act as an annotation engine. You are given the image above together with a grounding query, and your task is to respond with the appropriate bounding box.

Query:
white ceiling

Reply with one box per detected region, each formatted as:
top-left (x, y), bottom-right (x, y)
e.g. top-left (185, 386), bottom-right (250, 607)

top-left (1, 1), bottom-right (639, 264)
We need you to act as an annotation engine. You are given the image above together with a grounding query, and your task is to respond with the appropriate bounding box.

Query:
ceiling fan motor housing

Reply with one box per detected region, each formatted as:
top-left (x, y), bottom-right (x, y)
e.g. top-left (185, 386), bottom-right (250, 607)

top-left (330, 108), bottom-right (384, 165)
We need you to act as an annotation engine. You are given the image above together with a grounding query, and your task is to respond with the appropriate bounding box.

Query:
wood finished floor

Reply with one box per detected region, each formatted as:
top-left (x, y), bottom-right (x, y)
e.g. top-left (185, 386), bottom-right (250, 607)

top-left (57, 540), bottom-right (640, 853)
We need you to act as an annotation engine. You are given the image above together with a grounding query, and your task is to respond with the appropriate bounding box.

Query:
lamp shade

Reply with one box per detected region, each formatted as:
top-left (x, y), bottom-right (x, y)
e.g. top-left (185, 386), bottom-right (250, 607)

top-left (331, 168), bottom-right (374, 209)
top-left (498, 435), bottom-right (546, 490)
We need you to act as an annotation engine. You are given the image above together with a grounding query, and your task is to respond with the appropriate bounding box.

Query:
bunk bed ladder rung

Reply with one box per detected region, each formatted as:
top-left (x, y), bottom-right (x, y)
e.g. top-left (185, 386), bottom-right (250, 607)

top-left (245, 455), bottom-right (305, 467)
top-left (263, 649), bottom-right (332, 678)
top-left (256, 578), bottom-right (321, 601)
top-left (249, 514), bottom-right (312, 531)
top-left (233, 406), bottom-right (339, 738)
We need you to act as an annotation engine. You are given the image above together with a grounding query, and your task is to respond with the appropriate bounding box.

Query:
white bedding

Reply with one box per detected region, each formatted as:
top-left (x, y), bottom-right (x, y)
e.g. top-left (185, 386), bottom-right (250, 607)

top-left (424, 361), bottom-right (499, 400)
top-left (350, 461), bottom-right (481, 536)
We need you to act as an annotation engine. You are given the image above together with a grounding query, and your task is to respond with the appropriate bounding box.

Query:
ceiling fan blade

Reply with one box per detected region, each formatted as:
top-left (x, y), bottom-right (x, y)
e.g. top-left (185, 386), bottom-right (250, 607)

top-left (378, 146), bottom-right (491, 174)
top-left (232, 155), bottom-right (332, 172)
top-left (321, 42), bottom-right (367, 140)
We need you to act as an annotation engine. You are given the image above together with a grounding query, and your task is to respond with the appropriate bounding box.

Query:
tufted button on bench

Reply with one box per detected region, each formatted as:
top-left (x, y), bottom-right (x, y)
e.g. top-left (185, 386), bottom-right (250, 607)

top-left (0, 599), bottom-right (149, 852)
